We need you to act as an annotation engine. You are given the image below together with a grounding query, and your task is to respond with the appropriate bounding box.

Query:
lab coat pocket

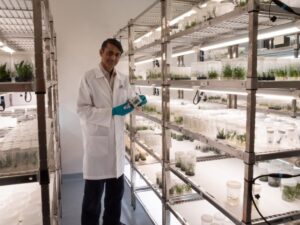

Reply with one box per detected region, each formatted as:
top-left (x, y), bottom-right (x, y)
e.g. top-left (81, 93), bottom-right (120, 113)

top-left (86, 136), bottom-right (109, 158)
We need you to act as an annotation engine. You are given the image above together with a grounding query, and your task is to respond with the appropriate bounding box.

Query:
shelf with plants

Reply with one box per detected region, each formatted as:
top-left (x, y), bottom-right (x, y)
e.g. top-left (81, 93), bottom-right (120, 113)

top-left (134, 97), bottom-right (300, 162)
top-left (170, 157), bottom-right (300, 225)
top-left (0, 0), bottom-right (61, 225)
top-left (117, 0), bottom-right (300, 224)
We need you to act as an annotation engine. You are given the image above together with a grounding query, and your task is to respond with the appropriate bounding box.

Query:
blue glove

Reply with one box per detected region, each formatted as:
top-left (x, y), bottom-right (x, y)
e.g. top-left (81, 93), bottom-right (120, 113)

top-left (112, 101), bottom-right (134, 116)
top-left (138, 95), bottom-right (147, 107)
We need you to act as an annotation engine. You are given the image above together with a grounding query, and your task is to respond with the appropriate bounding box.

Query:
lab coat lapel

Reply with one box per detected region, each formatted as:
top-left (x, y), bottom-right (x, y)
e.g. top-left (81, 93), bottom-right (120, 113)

top-left (113, 72), bottom-right (123, 106)
top-left (95, 67), bottom-right (113, 105)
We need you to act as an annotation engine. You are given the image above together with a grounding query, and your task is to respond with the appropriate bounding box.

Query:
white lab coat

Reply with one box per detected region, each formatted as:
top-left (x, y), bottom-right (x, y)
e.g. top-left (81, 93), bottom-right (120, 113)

top-left (77, 66), bottom-right (134, 180)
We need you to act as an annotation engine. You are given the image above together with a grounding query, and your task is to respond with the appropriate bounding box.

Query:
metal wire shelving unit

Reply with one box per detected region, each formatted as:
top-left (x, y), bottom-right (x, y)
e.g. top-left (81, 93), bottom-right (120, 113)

top-left (0, 1), bottom-right (61, 225)
top-left (115, 0), bottom-right (300, 224)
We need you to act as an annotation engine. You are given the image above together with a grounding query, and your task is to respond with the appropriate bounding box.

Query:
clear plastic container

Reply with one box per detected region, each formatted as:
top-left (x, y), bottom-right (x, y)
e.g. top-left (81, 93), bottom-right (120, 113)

top-left (185, 151), bottom-right (196, 176)
top-left (175, 151), bottom-right (184, 168)
top-left (213, 212), bottom-right (225, 223)
top-left (201, 214), bottom-right (213, 225)
top-left (226, 180), bottom-right (241, 206)
top-left (281, 178), bottom-right (297, 202)
top-left (266, 128), bottom-right (274, 144)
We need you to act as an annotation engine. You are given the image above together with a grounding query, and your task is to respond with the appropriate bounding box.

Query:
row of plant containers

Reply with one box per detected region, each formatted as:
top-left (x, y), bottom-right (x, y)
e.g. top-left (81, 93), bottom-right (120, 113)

top-left (138, 58), bottom-right (300, 80)
top-left (0, 61), bottom-right (34, 82)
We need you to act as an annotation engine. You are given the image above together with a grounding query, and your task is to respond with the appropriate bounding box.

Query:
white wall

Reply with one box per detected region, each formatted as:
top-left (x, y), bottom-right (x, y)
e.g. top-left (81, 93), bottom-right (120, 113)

top-left (50, 0), bottom-right (154, 174)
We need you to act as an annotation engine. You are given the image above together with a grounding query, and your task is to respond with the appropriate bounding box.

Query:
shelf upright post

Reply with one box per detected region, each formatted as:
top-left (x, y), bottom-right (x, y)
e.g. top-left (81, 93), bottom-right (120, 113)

top-left (128, 19), bottom-right (137, 210)
top-left (242, 0), bottom-right (259, 223)
top-left (161, 0), bottom-right (172, 224)
top-left (45, 36), bottom-right (52, 118)
top-left (33, 0), bottom-right (51, 225)
top-left (294, 33), bottom-right (299, 58)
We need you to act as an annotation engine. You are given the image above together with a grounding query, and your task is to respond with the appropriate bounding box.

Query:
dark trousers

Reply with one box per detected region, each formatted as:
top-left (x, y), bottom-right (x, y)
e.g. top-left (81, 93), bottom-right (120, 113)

top-left (81, 175), bottom-right (124, 225)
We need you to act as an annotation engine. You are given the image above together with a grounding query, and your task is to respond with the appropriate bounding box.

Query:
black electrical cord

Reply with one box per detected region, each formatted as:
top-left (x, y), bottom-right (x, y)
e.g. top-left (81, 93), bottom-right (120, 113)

top-left (193, 90), bottom-right (201, 104)
top-left (269, 0), bottom-right (300, 22)
top-left (251, 173), bottom-right (300, 224)
top-left (24, 92), bottom-right (32, 103)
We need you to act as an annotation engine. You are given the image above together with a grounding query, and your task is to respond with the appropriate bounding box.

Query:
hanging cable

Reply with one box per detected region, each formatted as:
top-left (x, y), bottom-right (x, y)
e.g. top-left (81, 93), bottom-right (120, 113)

top-left (24, 92), bottom-right (32, 103)
top-left (252, 173), bottom-right (300, 224)
top-left (269, 0), bottom-right (300, 22)
top-left (193, 90), bottom-right (202, 105)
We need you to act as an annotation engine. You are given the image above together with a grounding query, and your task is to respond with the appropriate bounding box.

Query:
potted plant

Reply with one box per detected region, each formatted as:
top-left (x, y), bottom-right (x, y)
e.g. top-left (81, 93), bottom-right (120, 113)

top-left (208, 70), bottom-right (219, 79)
top-left (275, 68), bottom-right (287, 80)
top-left (216, 128), bottom-right (226, 139)
top-left (232, 66), bottom-right (245, 80)
top-left (222, 64), bottom-right (232, 79)
top-left (15, 61), bottom-right (34, 82)
top-left (0, 63), bottom-right (11, 82)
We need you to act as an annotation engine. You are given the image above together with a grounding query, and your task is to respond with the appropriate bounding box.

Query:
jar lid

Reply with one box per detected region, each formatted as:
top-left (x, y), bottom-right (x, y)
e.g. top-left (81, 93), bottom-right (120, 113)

top-left (281, 178), bottom-right (297, 186)
top-left (214, 212), bottom-right (225, 221)
top-left (226, 180), bottom-right (241, 188)
top-left (201, 214), bottom-right (213, 223)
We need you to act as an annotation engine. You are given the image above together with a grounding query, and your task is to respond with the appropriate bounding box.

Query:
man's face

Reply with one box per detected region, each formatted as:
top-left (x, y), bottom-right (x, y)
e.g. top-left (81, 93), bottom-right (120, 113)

top-left (100, 43), bottom-right (122, 72)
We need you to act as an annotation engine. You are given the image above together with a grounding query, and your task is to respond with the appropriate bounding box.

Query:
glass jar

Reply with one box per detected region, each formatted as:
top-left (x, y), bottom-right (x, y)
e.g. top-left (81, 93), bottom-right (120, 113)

top-left (213, 212), bottom-right (225, 223)
top-left (156, 172), bottom-right (162, 188)
top-left (293, 168), bottom-right (300, 199)
top-left (281, 178), bottom-right (297, 202)
top-left (180, 154), bottom-right (188, 172)
top-left (268, 161), bottom-right (281, 187)
top-left (175, 151), bottom-right (184, 168)
top-left (266, 128), bottom-right (274, 144)
top-left (201, 214), bottom-right (213, 225)
top-left (226, 180), bottom-right (241, 206)
top-left (185, 155), bottom-right (196, 176)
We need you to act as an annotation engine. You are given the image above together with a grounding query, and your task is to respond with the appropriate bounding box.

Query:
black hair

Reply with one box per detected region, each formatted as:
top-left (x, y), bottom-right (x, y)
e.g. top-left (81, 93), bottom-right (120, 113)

top-left (101, 38), bottom-right (123, 54)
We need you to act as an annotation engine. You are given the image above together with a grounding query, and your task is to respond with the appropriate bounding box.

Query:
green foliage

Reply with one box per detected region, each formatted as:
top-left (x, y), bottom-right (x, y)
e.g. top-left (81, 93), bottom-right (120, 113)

top-left (222, 64), bottom-right (232, 79)
top-left (146, 70), bottom-right (161, 79)
top-left (15, 61), bottom-right (34, 82)
top-left (282, 185), bottom-right (297, 202)
top-left (208, 70), bottom-right (218, 79)
top-left (217, 128), bottom-right (226, 139)
top-left (232, 67), bottom-right (245, 80)
top-left (174, 116), bottom-right (183, 124)
top-left (289, 67), bottom-right (299, 78)
top-left (275, 69), bottom-right (288, 79)
top-left (0, 63), bottom-right (11, 82)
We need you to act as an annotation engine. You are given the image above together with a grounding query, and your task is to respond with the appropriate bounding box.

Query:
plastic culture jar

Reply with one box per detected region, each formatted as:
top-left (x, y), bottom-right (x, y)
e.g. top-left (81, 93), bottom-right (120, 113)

top-left (258, 162), bottom-right (269, 182)
top-left (268, 161), bottom-right (281, 187)
top-left (281, 178), bottom-right (297, 202)
top-left (156, 172), bottom-right (162, 188)
top-left (175, 151), bottom-right (184, 168)
top-left (226, 180), bottom-right (241, 206)
top-left (185, 152), bottom-right (196, 176)
top-left (201, 214), bottom-right (213, 225)
top-left (180, 154), bottom-right (188, 172)
top-left (266, 128), bottom-right (275, 144)
top-left (294, 168), bottom-right (300, 199)
top-left (213, 212), bottom-right (226, 223)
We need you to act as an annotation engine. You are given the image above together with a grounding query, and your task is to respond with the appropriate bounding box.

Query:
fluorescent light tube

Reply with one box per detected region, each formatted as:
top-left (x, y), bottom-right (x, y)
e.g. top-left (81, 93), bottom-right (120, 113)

top-left (171, 50), bottom-right (195, 58)
top-left (134, 9), bottom-right (196, 43)
top-left (1, 46), bottom-right (15, 53)
top-left (200, 25), bottom-right (300, 51)
top-left (169, 9), bottom-right (196, 26)
top-left (135, 49), bottom-right (195, 65)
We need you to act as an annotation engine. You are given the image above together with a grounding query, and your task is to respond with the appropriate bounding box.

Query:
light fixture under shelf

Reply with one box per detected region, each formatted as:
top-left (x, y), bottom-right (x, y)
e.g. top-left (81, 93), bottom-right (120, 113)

top-left (200, 22), bottom-right (300, 51)
top-left (0, 46), bottom-right (15, 54)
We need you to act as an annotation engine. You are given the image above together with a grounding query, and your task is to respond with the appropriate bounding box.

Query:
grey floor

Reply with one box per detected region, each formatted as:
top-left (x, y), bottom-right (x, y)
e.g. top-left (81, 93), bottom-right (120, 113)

top-left (61, 174), bottom-right (154, 225)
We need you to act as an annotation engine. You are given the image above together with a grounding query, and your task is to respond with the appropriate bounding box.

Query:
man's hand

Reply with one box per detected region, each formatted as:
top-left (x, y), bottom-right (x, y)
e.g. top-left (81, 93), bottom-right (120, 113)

top-left (112, 102), bottom-right (134, 116)
top-left (138, 95), bottom-right (147, 107)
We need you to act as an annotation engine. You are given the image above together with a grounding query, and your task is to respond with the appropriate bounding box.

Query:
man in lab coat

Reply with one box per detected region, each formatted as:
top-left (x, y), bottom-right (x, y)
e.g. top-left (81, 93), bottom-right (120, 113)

top-left (77, 38), bottom-right (147, 225)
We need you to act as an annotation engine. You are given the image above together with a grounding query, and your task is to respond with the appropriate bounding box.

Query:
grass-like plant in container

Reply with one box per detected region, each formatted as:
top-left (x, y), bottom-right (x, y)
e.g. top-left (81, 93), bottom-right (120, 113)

top-left (208, 70), bottom-right (219, 79)
top-left (289, 67), bottom-right (299, 80)
top-left (216, 128), bottom-right (226, 139)
top-left (0, 63), bottom-right (11, 82)
top-left (275, 68), bottom-right (288, 80)
top-left (15, 61), bottom-right (34, 82)
top-left (232, 67), bottom-right (245, 80)
top-left (222, 64), bottom-right (232, 80)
